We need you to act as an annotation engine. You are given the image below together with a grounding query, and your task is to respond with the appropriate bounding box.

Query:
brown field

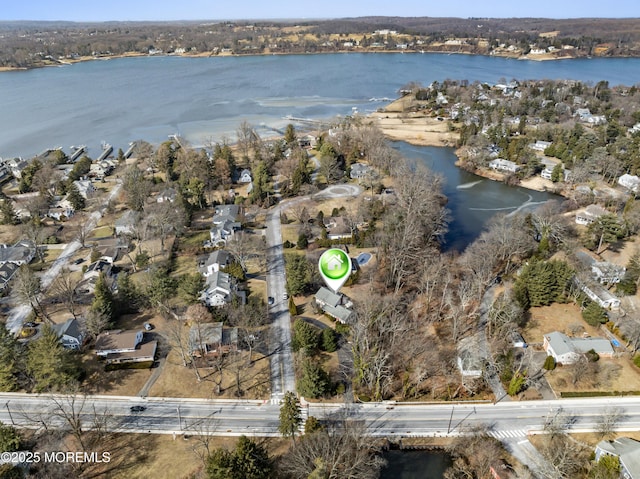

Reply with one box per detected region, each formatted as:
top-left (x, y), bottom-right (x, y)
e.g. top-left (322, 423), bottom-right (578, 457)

top-left (523, 303), bottom-right (640, 395)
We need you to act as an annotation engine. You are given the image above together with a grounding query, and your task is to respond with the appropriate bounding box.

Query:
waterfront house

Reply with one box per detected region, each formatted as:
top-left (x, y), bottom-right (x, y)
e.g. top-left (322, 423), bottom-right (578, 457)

top-left (488, 158), bottom-right (520, 173)
top-left (188, 322), bottom-right (238, 358)
top-left (543, 331), bottom-right (614, 365)
top-left (53, 318), bottom-right (85, 350)
top-left (575, 204), bottom-right (607, 225)
top-left (95, 329), bottom-right (157, 365)
top-left (595, 437), bottom-right (640, 479)
top-left (350, 163), bottom-right (371, 180)
top-left (618, 174), bottom-right (640, 193)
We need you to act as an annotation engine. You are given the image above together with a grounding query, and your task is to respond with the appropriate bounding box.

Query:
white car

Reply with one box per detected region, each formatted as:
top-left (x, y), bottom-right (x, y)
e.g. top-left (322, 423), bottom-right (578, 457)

top-left (283, 292), bottom-right (288, 300)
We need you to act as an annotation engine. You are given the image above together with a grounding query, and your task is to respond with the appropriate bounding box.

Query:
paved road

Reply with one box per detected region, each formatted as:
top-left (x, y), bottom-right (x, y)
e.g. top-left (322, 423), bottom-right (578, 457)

top-left (5, 180), bottom-right (123, 334)
top-left (265, 182), bottom-right (363, 402)
top-left (0, 393), bottom-right (639, 440)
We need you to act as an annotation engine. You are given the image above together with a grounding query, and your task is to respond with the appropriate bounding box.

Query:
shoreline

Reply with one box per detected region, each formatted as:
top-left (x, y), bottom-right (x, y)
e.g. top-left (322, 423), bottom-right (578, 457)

top-left (0, 48), bottom-right (601, 73)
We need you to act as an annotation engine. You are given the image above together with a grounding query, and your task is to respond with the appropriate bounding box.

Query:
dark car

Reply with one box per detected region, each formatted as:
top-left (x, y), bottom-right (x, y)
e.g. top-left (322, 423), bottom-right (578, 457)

top-left (268, 296), bottom-right (274, 305)
top-left (130, 406), bottom-right (146, 413)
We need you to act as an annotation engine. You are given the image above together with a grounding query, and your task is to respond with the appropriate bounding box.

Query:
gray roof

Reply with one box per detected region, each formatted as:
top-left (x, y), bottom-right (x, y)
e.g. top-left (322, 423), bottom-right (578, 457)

top-left (206, 271), bottom-right (231, 291)
top-left (0, 241), bottom-right (35, 264)
top-left (545, 331), bottom-right (613, 357)
top-left (198, 250), bottom-right (231, 274)
top-left (53, 318), bottom-right (83, 340)
top-left (115, 210), bottom-right (140, 227)
top-left (188, 322), bottom-right (237, 353)
top-left (596, 437), bottom-right (640, 478)
top-left (213, 204), bottom-right (241, 224)
top-left (315, 287), bottom-right (341, 308)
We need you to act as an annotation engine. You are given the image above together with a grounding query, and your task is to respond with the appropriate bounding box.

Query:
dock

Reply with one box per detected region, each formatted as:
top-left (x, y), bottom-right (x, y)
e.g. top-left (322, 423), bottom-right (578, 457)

top-left (124, 142), bottom-right (136, 159)
top-left (69, 145), bottom-right (86, 162)
top-left (96, 143), bottom-right (113, 162)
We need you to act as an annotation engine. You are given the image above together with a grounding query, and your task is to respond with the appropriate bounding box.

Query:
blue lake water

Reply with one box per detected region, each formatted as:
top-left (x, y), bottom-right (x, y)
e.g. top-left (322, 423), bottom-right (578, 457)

top-left (1, 52), bottom-right (635, 249)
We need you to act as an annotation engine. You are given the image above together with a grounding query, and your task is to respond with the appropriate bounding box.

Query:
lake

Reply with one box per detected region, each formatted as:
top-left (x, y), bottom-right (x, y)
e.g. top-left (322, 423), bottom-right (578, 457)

top-left (0, 52), bottom-right (634, 247)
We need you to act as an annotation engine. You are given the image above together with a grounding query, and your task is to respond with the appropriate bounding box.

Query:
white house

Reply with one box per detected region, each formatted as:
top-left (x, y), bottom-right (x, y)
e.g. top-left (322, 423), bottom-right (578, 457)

top-left (350, 163), bottom-right (371, 180)
top-left (595, 437), bottom-right (640, 479)
top-left (591, 261), bottom-right (626, 284)
top-left (488, 158), bottom-right (520, 173)
top-left (238, 169), bottom-right (252, 184)
top-left (543, 331), bottom-right (614, 365)
top-left (72, 179), bottom-right (96, 199)
top-left (198, 250), bottom-right (231, 277)
top-left (156, 187), bottom-right (177, 203)
top-left (575, 204), bottom-right (607, 225)
top-left (200, 271), bottom-right (234, 307)
top-left (530, 140), bottom-right (552, 152)
top-left (114, 210), bottom-right (140, 236)
top-left (618, 174), bottom-right (640, 193)
top-left (315, 287), bottom-right (353, 323)
top-left (53, 318), bottom-right (85, 350)
top-left (575, 278), bottom-right (621, 310)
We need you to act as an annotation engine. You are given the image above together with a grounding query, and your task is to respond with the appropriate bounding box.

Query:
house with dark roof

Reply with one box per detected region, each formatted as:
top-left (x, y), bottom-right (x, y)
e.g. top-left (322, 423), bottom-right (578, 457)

top-left (53, 318), bottom-right (85, 350)
top-left (95, 329), bottom-right (157, 365)
top-left (188, 322), bottom-right (238, 358)
top-left (595, 437), bottom-right (640, 479)
top-left (0, 240), bottom-right (36, 266)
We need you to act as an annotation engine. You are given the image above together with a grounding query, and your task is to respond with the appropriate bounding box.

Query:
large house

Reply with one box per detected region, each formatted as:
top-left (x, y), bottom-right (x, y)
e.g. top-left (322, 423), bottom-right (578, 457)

top-left (210, 205), bottom-right (243, 245)
top-left (72, 179), bottom-right (96, 199)
top-left (488, 158), bottom-right (520, 173)
top-left (0, 240), bottom-right (36, 267)
top-left (323, 217), bottom-right (354, 241)
top-left (315, 287), bottom-right (353, 323)
top-left (575, 277), bottom-right (621, 310)
top-left (543, 331), bottom-right (614, 365)
top-left (188, 322), bottom-right (238, 358)
top-left (53, 318), bottom-right (85, 350)
top-left (618, 174), bottom-right (640, 193)
top-left (95, 329), bottom-right (157, 365)
top-left (200, 271), bottom-right (234, 307)
top-left (595, 437), bottom-right (640, 479)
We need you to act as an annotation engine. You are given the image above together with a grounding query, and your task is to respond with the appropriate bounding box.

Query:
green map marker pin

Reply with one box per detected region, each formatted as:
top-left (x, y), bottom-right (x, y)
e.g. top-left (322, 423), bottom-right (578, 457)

top-left (319, 248), bottom-right (352, 293)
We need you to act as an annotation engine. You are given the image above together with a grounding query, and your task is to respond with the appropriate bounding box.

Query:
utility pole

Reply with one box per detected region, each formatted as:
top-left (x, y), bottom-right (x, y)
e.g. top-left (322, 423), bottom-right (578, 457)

top-left (5, 401), bottom-right (14, 425)
top-left (447, 405), bottom-right (454, 434)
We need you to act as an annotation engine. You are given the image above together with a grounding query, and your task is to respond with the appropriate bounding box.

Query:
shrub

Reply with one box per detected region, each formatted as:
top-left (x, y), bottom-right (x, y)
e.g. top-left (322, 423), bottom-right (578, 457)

top-left (634, 355), bottom-right (640, 368)
top-left (543, 355), bottom-right (556, 370)
top-left (585, 349), bottom-right (600, 362)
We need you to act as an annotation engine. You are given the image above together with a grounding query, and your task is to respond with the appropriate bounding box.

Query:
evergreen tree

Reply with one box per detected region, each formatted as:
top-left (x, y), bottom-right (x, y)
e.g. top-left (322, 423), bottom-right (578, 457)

top-left (177, 272), bottom-right (205, 304)
top-left (284, 123), bottom-right (297, 145)
top-left (278, 391), bottom-right (302, 440)
top-left (588, 214), bottom-right (625, 254)
top-left (116, 272), bottom-right (140, 314)
top-left (66, 183), bottom-right (86, 210)
top-left (206, 448), bottom-right (233, 479)
top-left (27, 325), bottom-right (81, 392)
top-left (91, 273), bottom-right (115, 320)
top-left (0, 200), bottom-right (18, 225)
top-left (231, 436), bottom-right (272, 479)
top-left (550, 163), bottom-right (564, 182)
top-left (285, 253), bottom-right (312, 296)
top-left (297, 358), bottom-right (331, 399)
top-left (582, 301), bottom-right (608, 326)
top-left (249, 160), bottom-right (271, 205)
top-left (321, 328), bottom-right (338, 353)
top-left (0, 328), bottom-right (19, 391)
top-left (0, 422), bottom-right (20, 452)
top-left (292, 319), bottom-right (319, 353)
top-left (514, 260), bottom-right (573, 309)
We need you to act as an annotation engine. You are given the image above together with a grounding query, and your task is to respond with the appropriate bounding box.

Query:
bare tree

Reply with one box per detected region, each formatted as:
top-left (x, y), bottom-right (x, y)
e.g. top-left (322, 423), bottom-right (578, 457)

top-left (596, 406), bottom-right (624, 439)
top-left (146, 201), bottom-right (187, 252)
top-left (225, 231), bottom-right (264, 273)
top-left (51, 267), bottom-right (81, 318)
top-left (83, 309), bottom-right (111, 339)
top-left (13, 264), bottom-right (50, 322)
top-left (165, 318), bottom-right (191, 368)
top-left (184, 413), bottom-right (221, 466)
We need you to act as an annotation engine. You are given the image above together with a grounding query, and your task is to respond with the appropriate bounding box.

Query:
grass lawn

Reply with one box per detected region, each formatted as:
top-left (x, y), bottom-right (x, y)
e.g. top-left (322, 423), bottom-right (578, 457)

top-left (89, 225), bottom-right (113, 239)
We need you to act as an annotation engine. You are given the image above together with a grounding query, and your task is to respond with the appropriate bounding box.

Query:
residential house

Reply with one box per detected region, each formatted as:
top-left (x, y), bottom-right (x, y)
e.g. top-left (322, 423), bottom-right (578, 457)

top-left (0, 240), bottom-right (36, 266)
top-left (575, 108), bottom-right (592, 121)
top-left (618, 174), bottom-right (640, 193)
top-left (595, 437), bottom-right (640, 479)
top-left (238, 169), bottom-right (252, 184)
top-left (188, 322), bottom-right (238, 358)
top-left (114, 210), bottom-right (140, 236)
top-left (210, 204), bottom-right (243, 245)
top-left (543, 331), bottom-right (614, 365)
top-left (315, 287), bottom-right (353, 323)
top-left (98, 247), bottom-right (120, 264)
top-left (200, 271), bottom-right (234, 307)
top-left (575, 204), bottom-right (608, 225)
top-left (350, 163), bottom-right (371, 180)
top-left (77, 259), bottom-right (113, 294)
top-left (488, 158), bottom-right (520, 173)
top-left (576, 278), bottom-right (621, 309)
top-left (156, 187), bottom-right (177, 203)
top-left (198, 250), bottom-right (231, 277)
top-left (0, 263), bottom-right (18, 291)
top-left (323, 217), bottom-right (354, 241)
top-left (95, 329), bottom-right (157, 365)
top-left (592, 261), bottom-right (626, 284)
top-left (530, 140), bottom-right (552, 152)
top-left (297, 135), bottom-right (317, 149)
top-left (53, 318), bottom-right (85, 350)
top-left (72, 179), bottom-right (96, 199)
top-left (7, 157), bottom-right (28, 179)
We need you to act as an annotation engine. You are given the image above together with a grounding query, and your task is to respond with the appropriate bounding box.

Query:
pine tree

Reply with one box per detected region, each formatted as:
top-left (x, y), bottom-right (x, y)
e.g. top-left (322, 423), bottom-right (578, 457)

top-left (0, 328), bottom-right (19, 391)
top-left (66, 183), bottom-right (85, 210)
top-left (91, 273), bottom-right (115, 320)
top-left (0, 200), bottom-right (18, 225)
top-left (278, 391), bottom-right (302, 440)
top-left (297, 358), bottom-right (330, 399)
top-left (550, 163), bottom-right (564, 182)
top-left (27, 325), bottom-right (80, 392)
top-left (231, 436), bottom-right (272, 479)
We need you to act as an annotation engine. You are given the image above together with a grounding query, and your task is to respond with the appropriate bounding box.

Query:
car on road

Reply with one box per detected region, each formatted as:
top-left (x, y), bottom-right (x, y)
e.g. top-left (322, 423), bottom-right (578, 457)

top-left (24, 322), bottom-right (38, 328)
top-left (73, 258), bottom-right (84, 265)
top-left (144, 322), bottom-right (153, 331)
top-left (130, 406), bottom-right (146, 413)
top-left (268, 296), bottom-right (274, 305)
top-left (283, 292), bottom-right (288, 300)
